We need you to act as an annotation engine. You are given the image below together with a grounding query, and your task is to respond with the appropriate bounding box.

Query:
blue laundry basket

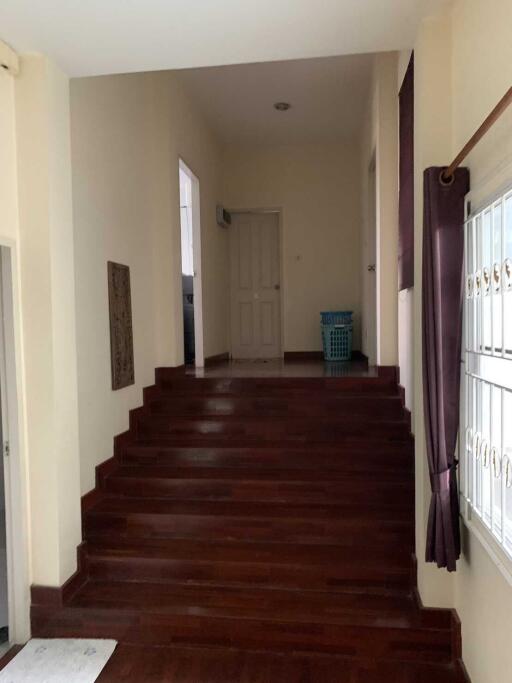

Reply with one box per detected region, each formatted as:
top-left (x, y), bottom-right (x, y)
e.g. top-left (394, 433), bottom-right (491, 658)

top-left (321, 311), bottom-right (353, 361)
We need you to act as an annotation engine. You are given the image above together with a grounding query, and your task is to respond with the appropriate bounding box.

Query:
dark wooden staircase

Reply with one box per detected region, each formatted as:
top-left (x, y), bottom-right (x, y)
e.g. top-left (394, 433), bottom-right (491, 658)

top-left (31, 367), bottom-right (468, 682)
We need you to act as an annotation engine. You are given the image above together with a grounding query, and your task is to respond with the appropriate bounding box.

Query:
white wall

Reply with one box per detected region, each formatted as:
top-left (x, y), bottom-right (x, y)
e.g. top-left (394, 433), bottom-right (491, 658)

top-left (223, 142), bottom-right (362, 352)
top-left (71, 71), bottom-right (227, 495)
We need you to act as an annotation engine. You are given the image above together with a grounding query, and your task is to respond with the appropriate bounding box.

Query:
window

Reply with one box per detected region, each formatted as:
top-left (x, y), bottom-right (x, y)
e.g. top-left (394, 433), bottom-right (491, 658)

top-left (461, 185), bottom-right (512, 560)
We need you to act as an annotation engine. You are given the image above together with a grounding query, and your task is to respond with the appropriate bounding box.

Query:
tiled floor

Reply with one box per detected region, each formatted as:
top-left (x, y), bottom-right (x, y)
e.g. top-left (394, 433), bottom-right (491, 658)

top-left (188, 358), bottom-right (376, 378)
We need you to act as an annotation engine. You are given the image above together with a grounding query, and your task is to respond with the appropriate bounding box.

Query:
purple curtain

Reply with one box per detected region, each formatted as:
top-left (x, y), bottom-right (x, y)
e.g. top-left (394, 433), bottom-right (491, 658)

top-left (422, 166), bottom-right (470, 572)
top-left (399, 53), bottom-right (414, 290)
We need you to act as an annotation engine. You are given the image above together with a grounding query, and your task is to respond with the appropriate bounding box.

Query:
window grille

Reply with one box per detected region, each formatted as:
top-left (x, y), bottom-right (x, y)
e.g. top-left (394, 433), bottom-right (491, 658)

top-left (461, 185), bottom-right (512, 558)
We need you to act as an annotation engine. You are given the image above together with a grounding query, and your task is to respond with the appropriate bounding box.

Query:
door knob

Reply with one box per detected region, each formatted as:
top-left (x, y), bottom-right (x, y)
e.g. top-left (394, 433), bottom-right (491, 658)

top-left (274, 284), bottom-right (280, 290)
top-left (367, 264), bottom-right (376, 272)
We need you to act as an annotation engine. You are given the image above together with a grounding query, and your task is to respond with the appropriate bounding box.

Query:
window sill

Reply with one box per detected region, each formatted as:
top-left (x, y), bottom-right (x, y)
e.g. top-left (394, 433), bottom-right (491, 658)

top-left (461, 506), bottom-right (512, 587)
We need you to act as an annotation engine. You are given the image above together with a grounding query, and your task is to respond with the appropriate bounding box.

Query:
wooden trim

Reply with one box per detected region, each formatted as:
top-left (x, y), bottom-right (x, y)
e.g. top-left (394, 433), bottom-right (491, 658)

top-left (442, 87), bottom-right (512, 182)
top-left (284, 350), bottom-right (367, 362)
top-left (155, 366), bottom-right (186, 385)
top-left (0, 645), bottom-right (23, 671)
top-left (398, 384), bottom-right (412, 433)
top-left (81, 456), bottom-right (119, 513)
top-left (31, 542), bottom-right (89, 608)
top-left (376, 365), bottom-right (399, 382)
top-left (351, 350), bottom-right (368, 362)
top-left (204, 352), bottom-right (230, 367)
top-left (284, 351), bottom-right (323, 361)
top-left (410, 553), bottom-right (471, 678)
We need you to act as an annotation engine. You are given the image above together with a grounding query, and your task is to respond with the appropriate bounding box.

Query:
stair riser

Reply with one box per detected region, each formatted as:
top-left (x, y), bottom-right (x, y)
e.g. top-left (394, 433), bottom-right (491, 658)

top-left (31, 607), bottom-right (451, 663)
top-left (84, 514), bottom-right (414, 546)
top-left (87, 556), bottom-right (410, 591)
top-left (156, 376), bottom-right (398, 396)
top-left (105, 476), bottom-right (414, 506)
top-left (121, 447), bottom-right (414, 472)
top-left (149, 397), bottom-right (404, 419)
top-left (136, 418), bottom-right (410, 441)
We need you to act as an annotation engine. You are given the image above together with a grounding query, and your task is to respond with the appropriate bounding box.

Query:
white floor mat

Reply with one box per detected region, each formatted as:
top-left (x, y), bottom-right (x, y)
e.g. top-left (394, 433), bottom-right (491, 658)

top-left (0, 639), bottom-right (117, 682)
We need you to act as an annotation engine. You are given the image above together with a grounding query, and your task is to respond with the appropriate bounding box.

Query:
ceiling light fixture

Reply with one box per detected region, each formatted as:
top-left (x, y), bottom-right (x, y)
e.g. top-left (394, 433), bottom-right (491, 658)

top-left (274, 102), bottom-right (291, 111)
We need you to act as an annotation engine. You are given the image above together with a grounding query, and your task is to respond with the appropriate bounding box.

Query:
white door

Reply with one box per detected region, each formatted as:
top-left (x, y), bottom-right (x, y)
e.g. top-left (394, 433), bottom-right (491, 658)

top-left (230, 212), bottom-right (281, 359)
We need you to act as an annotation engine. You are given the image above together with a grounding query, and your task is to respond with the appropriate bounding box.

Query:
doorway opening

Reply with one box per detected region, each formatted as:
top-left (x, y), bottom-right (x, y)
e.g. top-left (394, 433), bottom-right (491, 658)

top-left (229, 211), bottom-right (283, 359)
top-left (0, 244), bottom-right (30, 649)
top-left (179, 159), bottom-right (204, 367)
top-left (365, 154), bottom-right (377, 366)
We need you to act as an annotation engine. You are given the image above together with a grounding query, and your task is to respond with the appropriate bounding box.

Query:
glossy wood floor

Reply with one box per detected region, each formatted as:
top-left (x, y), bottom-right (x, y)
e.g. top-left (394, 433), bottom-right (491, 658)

top-left (29, 362), bottom-right (468, 681)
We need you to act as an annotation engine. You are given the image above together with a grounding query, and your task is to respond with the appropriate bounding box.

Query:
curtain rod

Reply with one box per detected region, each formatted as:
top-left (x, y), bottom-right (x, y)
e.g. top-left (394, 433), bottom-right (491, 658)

top-left (441, 86), bottom-right (512, 183)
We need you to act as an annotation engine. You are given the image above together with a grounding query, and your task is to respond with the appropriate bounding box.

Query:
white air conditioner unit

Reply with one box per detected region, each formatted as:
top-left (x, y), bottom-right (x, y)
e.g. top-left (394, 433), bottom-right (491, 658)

top-left (216, 205), bottom-right (231, 228)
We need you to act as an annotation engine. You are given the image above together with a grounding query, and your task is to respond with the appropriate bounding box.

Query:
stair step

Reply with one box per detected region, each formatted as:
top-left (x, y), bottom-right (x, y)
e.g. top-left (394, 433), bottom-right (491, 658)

top-left (105, 467), bottom-right (414, 505)
top-left (149, 395), bottom-right (404, 418)
top-left (121, 444), bottom-right (414, 471)
top-left (155, 375), bottom-right (398, 397)
top-left (86, 643), bottom-right (469, 683)
top-left (87, 539), bottom-right (412, 591)
top-left (31, 580), bottom-right (452, 662)
top-left (84, 497), bottom-right (413, 546)
top-left (135, 415), bottom-right (410, 442)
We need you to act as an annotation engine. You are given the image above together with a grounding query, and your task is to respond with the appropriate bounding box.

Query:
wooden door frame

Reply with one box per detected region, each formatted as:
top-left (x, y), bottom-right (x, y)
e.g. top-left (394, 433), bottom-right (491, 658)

top-left (226, 208), bottom-right (284, 359)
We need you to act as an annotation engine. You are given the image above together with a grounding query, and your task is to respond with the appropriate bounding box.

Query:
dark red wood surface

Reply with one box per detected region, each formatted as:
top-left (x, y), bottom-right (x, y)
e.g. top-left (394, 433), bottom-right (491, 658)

top-left (30, 363), bottom-right (469, 681)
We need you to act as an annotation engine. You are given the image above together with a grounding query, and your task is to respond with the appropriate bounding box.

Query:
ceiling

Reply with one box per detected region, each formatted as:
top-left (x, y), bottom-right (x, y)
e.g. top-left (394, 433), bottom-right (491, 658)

top-left (0, 0), bottom-right (447, 77)
top-left (176, 54), bottom-right (374, 145)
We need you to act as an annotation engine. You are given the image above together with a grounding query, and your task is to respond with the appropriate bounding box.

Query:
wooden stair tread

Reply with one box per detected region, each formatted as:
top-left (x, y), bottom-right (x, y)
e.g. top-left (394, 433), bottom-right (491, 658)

top-left (94, 643), bottom-right (468, 683)
top-left (66, 580), bottom-right (447, 631)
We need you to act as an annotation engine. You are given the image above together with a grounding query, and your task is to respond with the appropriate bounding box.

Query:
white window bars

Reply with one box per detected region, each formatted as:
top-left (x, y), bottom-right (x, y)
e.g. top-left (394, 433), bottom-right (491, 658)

top-left (461, 185), bottom-right (512, 559)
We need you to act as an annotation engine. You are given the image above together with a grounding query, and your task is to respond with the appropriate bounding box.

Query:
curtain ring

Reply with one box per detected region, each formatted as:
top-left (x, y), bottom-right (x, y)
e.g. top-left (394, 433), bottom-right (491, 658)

top-left (439, 169), bottom-right (455, 186)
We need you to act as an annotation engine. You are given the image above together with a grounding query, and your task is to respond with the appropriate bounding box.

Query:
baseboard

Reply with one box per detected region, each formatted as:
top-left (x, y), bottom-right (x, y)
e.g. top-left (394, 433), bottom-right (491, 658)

top-left (204, 352), bottom-right (230, 366)
top-left (31, 542), bottom-right (89, 608)
top-left (376, 365), bottom-right (399, 382)
top-left (155, 365), bottom-right (186, 384)
top-left (284, 350), bottom-right (366, 362)
top-left (398, 384), bottom-right (412, 433)
top-left (283, 351), bottom-right (323, 360)
top-left (31, 379), bottom-right (164, 618)
top-left (351, 350), bottom-right (368, 362)
top-left (410, 553), bottom-right (470, 679)
top-left (81, 456), bottom-right (119, 513)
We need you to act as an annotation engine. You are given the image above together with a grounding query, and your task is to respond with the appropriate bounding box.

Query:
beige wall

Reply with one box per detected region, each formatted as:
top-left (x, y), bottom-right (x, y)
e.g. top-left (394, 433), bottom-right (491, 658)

top-left (70, 71), bottom-right (227, 495)
top-left (0, 47), bottom-right (31, 642)
top-left (450, 1), bottom-right (512, 681)
top-left (15, 55), bottom-right (82, 588)
top-left (413, 7), bottom-right (456, 611)
top-left (360, 53), bottom-right (399, 367)
top-left (223, 142), bottom-right (362, 352)
top-left (411, 2), bottom-right (512, 682)
top-left (0, 47), bottom-right (83, 632)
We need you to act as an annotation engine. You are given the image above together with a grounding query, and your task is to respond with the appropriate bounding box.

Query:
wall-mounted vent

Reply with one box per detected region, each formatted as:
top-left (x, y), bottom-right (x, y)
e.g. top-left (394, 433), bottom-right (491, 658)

top-left (216, 205), bottom-right (231, 228)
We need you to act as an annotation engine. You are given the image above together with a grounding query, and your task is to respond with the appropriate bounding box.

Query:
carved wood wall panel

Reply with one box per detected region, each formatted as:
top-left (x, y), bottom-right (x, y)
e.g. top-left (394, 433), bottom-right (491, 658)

top-left (107, 261), bottom-right (135, 390)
